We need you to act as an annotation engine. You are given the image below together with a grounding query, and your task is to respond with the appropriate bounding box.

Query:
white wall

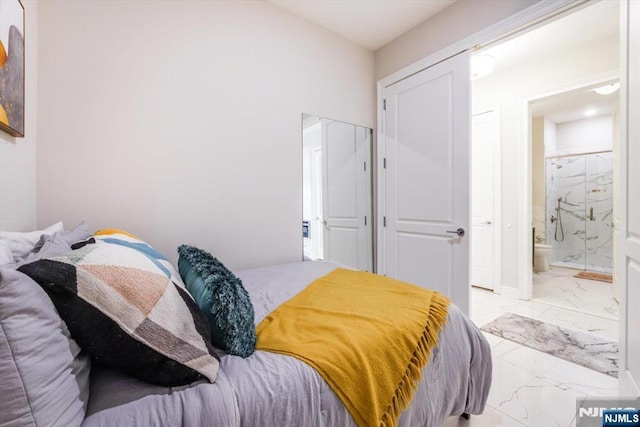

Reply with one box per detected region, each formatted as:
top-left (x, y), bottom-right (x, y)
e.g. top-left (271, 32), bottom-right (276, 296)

top-left (531, 117), bottom-right (545, 240)
top-left (544, 117), bottom-right (558, 157)
top-left (473, 34), bottom-right (618, 294)
top-left (554, 115), bottom-right (613, 155)
top-left (36, 0), bottom-right (374, 269)
top-left (0, 0), bottom-right (37, 232)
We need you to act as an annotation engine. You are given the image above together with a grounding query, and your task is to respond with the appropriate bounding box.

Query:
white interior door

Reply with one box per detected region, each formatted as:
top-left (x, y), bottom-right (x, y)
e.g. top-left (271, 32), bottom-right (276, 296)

top-left (471, 110), bottom-right (497, 290)
top-left (382, 52), bottom-right (471, 315)
top-left (619, 0), bottom-right (640, 397)
top-left (322, 119), bottom-right (372, 271)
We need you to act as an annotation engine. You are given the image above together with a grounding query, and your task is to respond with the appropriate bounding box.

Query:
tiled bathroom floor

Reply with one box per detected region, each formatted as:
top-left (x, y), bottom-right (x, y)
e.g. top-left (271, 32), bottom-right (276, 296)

top-left (532, 266), bottom-right (618, 320)
top-left (442, 267), bottom-right (619, 427)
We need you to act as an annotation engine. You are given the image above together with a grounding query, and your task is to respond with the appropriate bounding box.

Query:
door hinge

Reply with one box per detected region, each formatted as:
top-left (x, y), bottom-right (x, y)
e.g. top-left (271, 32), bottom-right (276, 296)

top-left (383, 216), bottom-right (386, 227)
top-left (383, 99), bottom-right (386, 110)
top-left (364, 216), bottom-right (367, 226)
top-left (364, 161), bottom-right (367, 172)
top-left (383, 158), bottom-right (387, 169)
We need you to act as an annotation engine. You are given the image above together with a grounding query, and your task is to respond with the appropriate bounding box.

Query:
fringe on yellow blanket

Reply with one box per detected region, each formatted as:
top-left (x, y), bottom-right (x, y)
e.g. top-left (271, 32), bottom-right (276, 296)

top-left (256, 268), bottom-right (450, 427)
top-left (381, 290), bottom-right (449, 426)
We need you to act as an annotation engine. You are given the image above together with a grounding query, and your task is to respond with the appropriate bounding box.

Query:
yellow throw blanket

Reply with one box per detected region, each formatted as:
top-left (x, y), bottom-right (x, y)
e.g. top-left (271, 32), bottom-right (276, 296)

top-left (256, 268), bottom-right (450, 427)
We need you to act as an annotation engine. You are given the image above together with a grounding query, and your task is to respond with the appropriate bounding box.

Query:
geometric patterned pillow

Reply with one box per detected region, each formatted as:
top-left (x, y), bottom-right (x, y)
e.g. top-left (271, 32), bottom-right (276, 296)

top-left (93, 228), bottom-right (188, 291)
top-left (18, 238), bottom-right (219, 387)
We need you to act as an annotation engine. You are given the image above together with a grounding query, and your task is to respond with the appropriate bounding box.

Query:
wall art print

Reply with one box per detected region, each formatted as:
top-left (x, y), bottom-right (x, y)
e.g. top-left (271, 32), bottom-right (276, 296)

top-left (0, 0), bottom-right (24, 137)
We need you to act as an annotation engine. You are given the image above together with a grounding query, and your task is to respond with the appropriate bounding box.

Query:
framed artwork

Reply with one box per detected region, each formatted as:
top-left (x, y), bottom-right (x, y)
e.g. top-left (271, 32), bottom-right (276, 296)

top-left (0, 0), bottom-right (24, 137)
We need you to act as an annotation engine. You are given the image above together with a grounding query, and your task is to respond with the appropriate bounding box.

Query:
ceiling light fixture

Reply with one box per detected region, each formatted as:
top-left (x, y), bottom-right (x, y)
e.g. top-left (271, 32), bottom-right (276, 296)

top-left (593, 82), bottom-right (620, 95)
top-left (584, 109), bottom-right (597, 117)
top-left (471, 55), bottom-right (494, 80)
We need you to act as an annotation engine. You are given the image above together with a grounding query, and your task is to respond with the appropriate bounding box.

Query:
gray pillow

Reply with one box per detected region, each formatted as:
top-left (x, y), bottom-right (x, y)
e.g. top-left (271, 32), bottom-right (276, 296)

top-left (0, 268), bottom-right (91, 427)
top-left (32, 220), bottom-right (92, 253)
top-left (10, 232), bottom-right (73, 269)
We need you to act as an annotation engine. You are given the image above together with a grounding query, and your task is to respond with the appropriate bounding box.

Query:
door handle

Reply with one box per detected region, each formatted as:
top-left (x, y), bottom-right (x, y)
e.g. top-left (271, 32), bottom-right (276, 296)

top-left (589, 207), bottom-right (594, 221)
top-left (446, 228), bottom-right (465, 237)
top-left (485, 221), bottom-right (492, 225)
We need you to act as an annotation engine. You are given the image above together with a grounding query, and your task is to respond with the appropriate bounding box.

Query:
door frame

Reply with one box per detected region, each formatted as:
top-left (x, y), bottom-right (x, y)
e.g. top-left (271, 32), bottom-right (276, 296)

top-left (376, 0), bottom-right (584, 273)
top-left (519, 70), bottom-right (620, 301)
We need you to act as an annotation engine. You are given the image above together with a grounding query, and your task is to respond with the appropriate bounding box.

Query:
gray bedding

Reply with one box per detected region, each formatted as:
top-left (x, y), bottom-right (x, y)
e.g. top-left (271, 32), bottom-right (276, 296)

top-left (82, 261), bottom-right (491, 427)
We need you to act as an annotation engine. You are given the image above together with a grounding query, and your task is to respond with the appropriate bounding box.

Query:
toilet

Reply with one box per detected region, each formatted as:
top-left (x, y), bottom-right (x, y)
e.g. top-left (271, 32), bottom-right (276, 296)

top-left (534, 244), bottom-right (552, 272)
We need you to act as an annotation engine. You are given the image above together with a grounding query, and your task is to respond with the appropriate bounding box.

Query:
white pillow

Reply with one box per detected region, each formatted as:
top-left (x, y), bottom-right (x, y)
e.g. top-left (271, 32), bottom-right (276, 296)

top-left (0, 222), bottom-right (64, 260)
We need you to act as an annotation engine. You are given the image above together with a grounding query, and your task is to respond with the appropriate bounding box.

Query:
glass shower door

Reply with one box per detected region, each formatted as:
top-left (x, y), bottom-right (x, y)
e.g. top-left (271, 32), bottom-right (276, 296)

top-left (547, 155), bottom-right (587, 269)
top-left (585, 152), bottom-right (613, 273)
top-left (545, 152), bottom-right (613, 273)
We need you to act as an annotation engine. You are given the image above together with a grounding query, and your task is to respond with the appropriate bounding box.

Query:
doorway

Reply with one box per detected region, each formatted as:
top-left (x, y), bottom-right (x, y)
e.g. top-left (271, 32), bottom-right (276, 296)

top-left (470, 0), bottom-right (620, 304)
top-left (527, 81), bottom-right (619, 319)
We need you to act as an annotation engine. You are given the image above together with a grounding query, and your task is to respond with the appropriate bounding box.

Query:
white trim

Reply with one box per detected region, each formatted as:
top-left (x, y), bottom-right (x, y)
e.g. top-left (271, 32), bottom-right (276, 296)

top-left (618, 0), bottom-right (640, 398)
top-left (499, 284), bottom-right (529, 300)
top-left (376, 0), bottom-right (584, 275)
top-left (519, 70), bottom-right (620, 300)
top-left (376, 85), bottom-right (386, 275)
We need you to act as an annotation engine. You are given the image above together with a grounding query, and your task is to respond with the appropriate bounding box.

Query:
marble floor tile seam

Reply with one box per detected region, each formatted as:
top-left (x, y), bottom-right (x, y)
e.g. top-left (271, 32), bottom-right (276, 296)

top-left (490, 339), bottom-right (618, 397)
top-left (517, 303), bottom-right (619, 336)
top-left (492, 343), bottom-right (597, 388)
top-left (483, 403), bottom-right (529, 426)
top-left (488, 352), bottom-right (618, 426)
top-left (487, 357), bottom-right (584, 427)
top-left (530, 298), bottom-right (619, 321)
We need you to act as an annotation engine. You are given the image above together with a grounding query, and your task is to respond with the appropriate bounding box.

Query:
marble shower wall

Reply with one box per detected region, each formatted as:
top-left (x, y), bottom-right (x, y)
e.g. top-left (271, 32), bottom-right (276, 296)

top-left (545, 152), bottom-right (613, 273)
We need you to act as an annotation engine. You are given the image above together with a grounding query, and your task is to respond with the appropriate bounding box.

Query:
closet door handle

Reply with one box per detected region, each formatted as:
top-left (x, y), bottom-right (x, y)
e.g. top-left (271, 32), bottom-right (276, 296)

top-left (589, 207), bottom-right (594, 221)
top-left (446, 228), bottom-right (465, 237)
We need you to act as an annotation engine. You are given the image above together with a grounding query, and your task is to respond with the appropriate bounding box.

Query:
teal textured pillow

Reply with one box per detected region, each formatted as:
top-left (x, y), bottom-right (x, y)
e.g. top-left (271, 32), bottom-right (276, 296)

top-left (177, 245), bottom-right (256, 357)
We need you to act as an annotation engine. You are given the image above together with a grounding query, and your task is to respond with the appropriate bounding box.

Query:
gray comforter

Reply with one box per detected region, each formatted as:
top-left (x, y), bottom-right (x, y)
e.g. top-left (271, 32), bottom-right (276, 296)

top-left (83, 261), bottom-right (491, 427)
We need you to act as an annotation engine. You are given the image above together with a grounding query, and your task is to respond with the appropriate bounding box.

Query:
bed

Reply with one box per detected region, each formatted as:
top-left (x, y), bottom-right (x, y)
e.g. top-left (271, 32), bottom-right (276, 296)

top-left (1, 225), bottom-right (491, 427)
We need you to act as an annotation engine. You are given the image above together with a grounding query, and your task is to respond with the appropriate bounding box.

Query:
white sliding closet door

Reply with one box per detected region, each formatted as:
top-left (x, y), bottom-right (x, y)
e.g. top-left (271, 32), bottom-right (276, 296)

top-left (381, 52), bottom-right (471, 315)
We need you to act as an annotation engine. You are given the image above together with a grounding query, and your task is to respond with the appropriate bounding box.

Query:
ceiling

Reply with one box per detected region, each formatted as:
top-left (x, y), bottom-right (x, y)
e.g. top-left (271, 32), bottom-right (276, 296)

top-left (530, 84), bottom-right (619, 124)
top-left (268, 0), bottom-right (455, 51)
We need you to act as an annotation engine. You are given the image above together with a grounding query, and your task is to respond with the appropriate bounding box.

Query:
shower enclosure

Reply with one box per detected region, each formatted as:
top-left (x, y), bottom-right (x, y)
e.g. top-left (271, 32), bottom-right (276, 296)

top-left (545, 151), bottom-right (613, 273)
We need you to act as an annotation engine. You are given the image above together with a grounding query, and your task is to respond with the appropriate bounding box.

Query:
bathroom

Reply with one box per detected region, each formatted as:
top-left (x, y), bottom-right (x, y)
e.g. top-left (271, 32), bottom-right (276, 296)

top-left (531, 82), bottom-right (618, 313)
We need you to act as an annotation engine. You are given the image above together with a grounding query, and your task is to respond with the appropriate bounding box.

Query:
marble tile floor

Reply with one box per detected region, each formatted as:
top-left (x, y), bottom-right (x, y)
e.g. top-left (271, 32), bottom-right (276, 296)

top-left (532, 266), bottom-right (618, 320)
top-left (442, 276), bottom-right (619, 427)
